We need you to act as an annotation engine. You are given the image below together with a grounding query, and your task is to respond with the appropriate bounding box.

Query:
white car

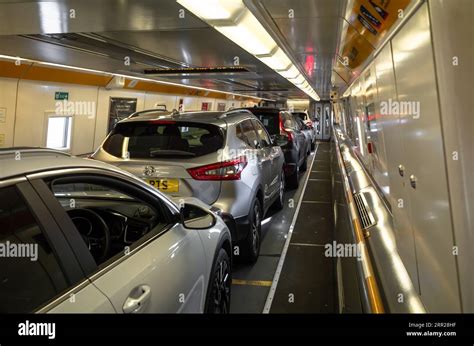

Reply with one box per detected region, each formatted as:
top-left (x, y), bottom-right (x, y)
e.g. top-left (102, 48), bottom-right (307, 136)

top-left (0, 148), bottom-right (232, 313)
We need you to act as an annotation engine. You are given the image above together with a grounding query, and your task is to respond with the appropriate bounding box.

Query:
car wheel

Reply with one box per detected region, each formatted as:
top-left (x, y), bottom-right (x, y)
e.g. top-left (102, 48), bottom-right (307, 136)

top-left (300, 155), bottom-right (308, 172)
top-left (241, 198), bottom-right (262, 264)
top-left (272, 171), bottom-right (285, 210)
top-left (205, 247), bottom-right (231, 313)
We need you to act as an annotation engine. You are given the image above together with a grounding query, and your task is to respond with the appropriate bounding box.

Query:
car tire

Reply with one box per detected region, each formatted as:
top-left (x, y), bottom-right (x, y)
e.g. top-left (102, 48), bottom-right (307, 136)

top-left (287, 165), bottom-right (299, 189)
top-left (240, 198), bottom-right (262, 264)
top-left (205, 247), bottom-right (232, 313)
top-left (300, 155), bottom-right (308, 172)
top-left (272, 171), bottom-right (285, 210)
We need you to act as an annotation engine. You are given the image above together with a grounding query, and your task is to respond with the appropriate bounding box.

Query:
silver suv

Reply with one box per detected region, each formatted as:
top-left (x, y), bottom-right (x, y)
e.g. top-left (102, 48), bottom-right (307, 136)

top-left (92, 109), bottom-right (285, 263)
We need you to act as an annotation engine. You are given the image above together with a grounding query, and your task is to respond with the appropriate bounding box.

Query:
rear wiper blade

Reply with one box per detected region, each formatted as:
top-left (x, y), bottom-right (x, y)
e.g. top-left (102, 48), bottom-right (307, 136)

top-left (149, 149), bottom-right (196, 157)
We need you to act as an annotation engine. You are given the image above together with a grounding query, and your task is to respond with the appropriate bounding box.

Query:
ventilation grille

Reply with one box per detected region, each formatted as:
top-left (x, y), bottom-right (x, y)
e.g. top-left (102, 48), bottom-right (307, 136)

top-left (354, 193), bottom-right (377, 229)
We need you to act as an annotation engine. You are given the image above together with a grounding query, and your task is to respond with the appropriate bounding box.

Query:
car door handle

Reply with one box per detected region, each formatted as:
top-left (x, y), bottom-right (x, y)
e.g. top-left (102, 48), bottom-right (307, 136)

top-left (122, 285), bottom-right (151, 313)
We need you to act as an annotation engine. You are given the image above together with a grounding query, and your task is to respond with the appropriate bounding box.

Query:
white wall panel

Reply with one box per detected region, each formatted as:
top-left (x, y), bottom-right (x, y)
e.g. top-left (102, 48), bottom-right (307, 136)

top-left (429, 0), bottom-right (474, 312)
top-left (14, 80), bottom-right (98, 155)
top-left (374, 42), bottom-right (419, 294)
top-left (392, 3), bottom-right (460, 312)
top-left (143, 92), bottom-right (177, 111)
top-left (0, 77), bottom-right (18, 147)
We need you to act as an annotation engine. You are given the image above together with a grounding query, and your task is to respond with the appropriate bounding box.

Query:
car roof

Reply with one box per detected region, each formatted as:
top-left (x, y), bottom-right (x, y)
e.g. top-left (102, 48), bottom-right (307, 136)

top-left (120, 109), bottom-right (255, 127)
top-left (0, 148), bottom-right (127, 181)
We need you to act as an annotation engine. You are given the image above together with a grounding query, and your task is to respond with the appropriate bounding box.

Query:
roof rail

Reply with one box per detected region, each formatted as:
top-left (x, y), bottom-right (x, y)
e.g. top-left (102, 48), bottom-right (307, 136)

top-left (0, 147), bottom-right (71, 157)
top-left (218, 109), bottom-right (251, 119)
top-left (128, 106), bottom-right (168, 118)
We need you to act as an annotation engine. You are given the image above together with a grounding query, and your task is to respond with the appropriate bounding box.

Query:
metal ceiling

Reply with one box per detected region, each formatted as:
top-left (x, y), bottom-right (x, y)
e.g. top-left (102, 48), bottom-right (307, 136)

top-left (260, 0), bottom-right (346, 99)
top-left (1, 0), bottom-right (403, 101)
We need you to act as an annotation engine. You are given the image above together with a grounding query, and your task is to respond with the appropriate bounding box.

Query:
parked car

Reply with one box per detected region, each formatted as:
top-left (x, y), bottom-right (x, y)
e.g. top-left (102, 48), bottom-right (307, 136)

top-left (243, 107), bottom-right (308, 189)
top-left (0, 148), bottom-right (232, 313)
top-left (92, 109), bottom-right (285, 263)
top-left (294, 116), bottom-right (314, 154)
top-left (292, 110), bottom-right (316, 151)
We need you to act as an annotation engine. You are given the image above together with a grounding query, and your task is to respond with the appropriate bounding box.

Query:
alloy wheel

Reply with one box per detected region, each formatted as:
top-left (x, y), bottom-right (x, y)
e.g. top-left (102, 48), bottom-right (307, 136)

top-left (251, 203), bottom-right (261, 254)
top-left (212, 258), bottom-right (231, 313)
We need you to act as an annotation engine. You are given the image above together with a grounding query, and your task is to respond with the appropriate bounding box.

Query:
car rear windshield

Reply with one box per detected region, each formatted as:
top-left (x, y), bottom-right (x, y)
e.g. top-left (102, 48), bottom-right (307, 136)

top-left (102, 121), bottom-right (224, 159)
top-left (292, 112), bottom-right (306, 121)
top-left (246, 110), bottom-right (280, 135)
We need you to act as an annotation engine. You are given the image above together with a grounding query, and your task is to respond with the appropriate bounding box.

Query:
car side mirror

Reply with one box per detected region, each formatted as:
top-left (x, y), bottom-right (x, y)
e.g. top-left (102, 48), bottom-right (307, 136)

top-left (270, 134), bottom-right (289, 147)
top-left (180, 203), bottom-right (216, 229)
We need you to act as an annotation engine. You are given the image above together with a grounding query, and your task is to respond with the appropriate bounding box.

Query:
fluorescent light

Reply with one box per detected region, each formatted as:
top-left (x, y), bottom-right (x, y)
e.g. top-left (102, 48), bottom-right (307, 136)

top-left (178, 0), bottom-right (320, 101)
top-left (216, 11), bottom-right (276, 55)
top-left (177, 0), bottom-right (241, 20)
top-left (277, 65), bottom-right (299, 79)
top-left (258, 48), bottom-right (291, 70)
top-left (290, 74), bottom-right (306, 86)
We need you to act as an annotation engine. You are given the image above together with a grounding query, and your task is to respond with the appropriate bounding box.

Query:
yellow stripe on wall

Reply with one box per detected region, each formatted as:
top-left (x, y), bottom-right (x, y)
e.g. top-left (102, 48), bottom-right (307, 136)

top-left (0, 60), bottom-right (256, 102)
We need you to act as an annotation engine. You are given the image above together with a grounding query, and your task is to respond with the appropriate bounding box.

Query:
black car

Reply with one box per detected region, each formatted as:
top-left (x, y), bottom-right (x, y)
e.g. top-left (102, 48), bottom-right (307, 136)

top-left (243, 107), bottom-right (308, 189)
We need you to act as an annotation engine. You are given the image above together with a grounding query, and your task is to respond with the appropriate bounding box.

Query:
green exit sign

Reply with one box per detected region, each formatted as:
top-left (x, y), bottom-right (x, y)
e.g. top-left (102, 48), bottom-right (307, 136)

top-left (55, 92), bottom-right (69, 100)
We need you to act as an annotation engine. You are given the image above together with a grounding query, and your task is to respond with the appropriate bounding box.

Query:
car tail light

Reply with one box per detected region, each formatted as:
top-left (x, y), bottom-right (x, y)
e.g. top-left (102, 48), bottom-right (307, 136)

top-left (279, 114), bottom-right (294, 142)
top-left (187, 156), bottom-right (248, 181)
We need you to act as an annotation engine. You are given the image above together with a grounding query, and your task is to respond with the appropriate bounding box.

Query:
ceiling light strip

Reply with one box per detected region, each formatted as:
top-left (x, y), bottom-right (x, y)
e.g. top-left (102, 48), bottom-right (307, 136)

top-left (178, 0), bottom-right (320, 101)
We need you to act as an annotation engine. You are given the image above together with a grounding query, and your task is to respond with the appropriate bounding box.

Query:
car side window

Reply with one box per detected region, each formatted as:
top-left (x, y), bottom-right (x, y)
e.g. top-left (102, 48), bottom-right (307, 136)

top-left (295, 117), bottom-right (305, 129)
top-left (252, 119), bottom-right (271, 147)
top-left (50, 178), bottom-right (170, 267)
top-left (237, 120), bottom-right (259, 149)
top-left (0, 186), bottom-right (70, 313)
top-left (291, 114), bottom-right (302, 130)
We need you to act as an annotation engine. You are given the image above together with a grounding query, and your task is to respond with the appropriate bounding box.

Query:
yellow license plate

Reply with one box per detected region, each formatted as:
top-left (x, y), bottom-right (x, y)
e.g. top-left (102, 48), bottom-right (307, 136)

top-left (146, 179), bottom-right (179, 193)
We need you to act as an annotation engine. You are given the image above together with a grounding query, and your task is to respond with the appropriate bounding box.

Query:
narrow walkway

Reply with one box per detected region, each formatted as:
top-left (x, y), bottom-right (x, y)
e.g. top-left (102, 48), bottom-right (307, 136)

top-left (268, 142), bottom-right (337, 313)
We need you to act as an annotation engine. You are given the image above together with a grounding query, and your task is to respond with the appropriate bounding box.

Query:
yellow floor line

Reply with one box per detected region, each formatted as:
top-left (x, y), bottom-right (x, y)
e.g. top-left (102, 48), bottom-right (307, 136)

top-left (232, 279), bottom-right (273, 287)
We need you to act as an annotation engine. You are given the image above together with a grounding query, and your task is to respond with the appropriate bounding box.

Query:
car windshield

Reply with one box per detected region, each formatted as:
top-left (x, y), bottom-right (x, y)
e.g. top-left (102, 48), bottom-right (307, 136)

top-left (103, 121), bottom-right (224, 159)
top-left (292, 112), bottom-right (307, 121)
top-left (247, 111), bottom-right (280, 135)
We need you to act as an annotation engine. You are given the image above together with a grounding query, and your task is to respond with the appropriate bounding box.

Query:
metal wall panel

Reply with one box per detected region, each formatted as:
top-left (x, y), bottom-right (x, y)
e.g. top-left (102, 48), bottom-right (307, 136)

top-left (429, 0), bottom-right (474, 312)
top-left (391, 3), bottom-right (460, 312)
top-left (363, 63), bottom-right (390, 195)
top-left (374, 42), bottom-right (419, 294)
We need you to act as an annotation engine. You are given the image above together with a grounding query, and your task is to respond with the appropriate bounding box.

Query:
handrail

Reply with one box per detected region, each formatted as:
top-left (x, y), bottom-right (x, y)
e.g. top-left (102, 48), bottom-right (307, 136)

top-left (332, 127), bottom-right (385, 313)
top-left (128, 106), bottom-right (168, 118)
